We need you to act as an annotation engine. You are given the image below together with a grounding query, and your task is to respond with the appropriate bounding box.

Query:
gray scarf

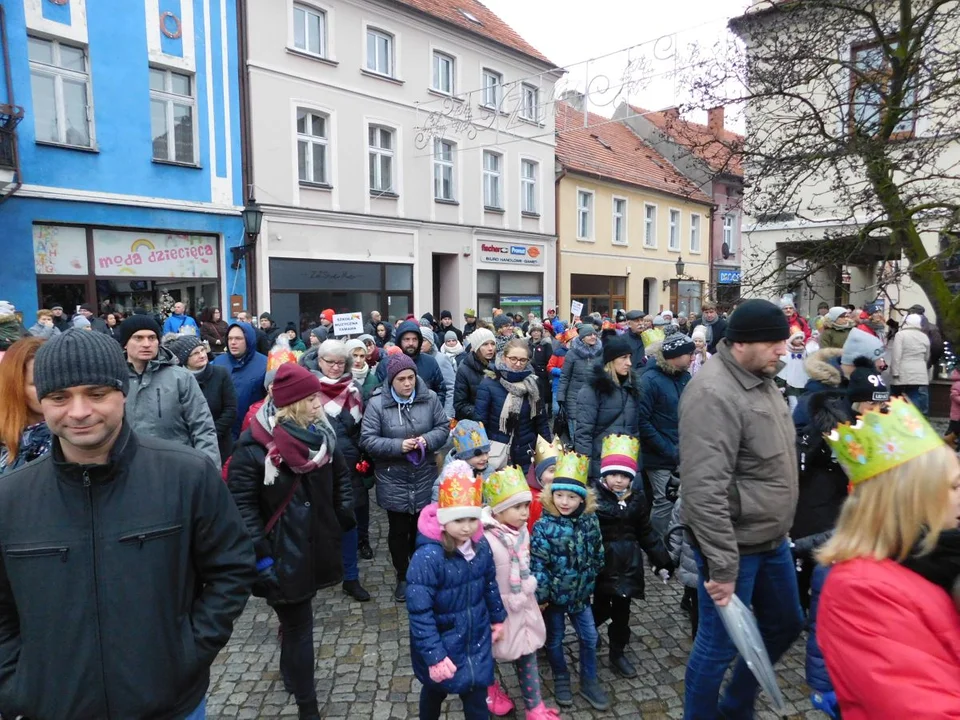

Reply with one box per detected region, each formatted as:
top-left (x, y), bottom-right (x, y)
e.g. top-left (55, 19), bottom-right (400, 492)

top-left (493, 358), bottom-right (540, 434)
top-left (701, 314), bottom-right (719, 345)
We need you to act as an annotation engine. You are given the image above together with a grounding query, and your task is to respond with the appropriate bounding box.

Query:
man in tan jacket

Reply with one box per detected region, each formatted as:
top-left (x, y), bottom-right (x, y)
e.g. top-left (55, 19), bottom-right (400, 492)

top-left (678, 298), bottom-right (804, 719)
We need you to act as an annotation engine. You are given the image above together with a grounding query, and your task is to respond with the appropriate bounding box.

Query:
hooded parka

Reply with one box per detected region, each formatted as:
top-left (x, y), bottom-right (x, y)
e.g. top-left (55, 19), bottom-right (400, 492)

top-left (212, 322), bottom-right (268, 438)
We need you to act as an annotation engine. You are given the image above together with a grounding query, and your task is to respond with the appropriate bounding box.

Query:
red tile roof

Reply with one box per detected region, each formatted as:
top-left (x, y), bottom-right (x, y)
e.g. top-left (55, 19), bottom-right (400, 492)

top-left (392, 0), bottom-right (555, 66)
top-left (627, 104), bottom-right (744, 177)
top-left (555, 101), bottom-right (712, 205)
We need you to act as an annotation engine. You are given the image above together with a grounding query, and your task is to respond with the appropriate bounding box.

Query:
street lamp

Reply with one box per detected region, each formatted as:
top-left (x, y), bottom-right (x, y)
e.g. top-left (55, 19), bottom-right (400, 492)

top-left (231, 199), bottom-right (264, 269)
top-left (675, 256), bottom-right (685, 278)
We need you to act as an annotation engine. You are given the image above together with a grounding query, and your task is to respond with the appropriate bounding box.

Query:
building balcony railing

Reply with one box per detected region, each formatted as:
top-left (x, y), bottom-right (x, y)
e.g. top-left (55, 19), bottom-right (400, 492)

top-left (0, 103), bottom-right (23, 171)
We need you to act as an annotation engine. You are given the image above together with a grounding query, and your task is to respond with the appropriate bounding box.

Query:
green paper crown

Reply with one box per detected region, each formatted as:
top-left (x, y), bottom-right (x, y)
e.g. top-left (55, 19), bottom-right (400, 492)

top-left (601, 434), bottom-right (640, 461)
top-left (554, 451), bottom-right (589, 486)
top-left (826, 397), bottom-right (945, 485)
top-left (483, 466), bottom-right (529, 507)
top-left (641, 328), bottom-right (665, 346)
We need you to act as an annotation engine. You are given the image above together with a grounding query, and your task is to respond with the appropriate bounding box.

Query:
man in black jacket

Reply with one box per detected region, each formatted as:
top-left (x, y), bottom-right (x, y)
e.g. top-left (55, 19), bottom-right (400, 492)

top-left (0, 330), bottom-right (256, 720)
top-left (375, 320), bottom-right (447, 407)
top-left (691, 301), bottom-right (727, 354)
top-left (623, 309), bottom-right (647, 370)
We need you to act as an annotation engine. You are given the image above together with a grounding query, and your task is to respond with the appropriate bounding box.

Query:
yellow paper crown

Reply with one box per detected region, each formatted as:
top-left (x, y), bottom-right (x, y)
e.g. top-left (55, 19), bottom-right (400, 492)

top-left (534, 435), bottom-right (563, 465)
top-left (641, 328), bottom-right (665, 346)
top-left (825, 397), bottom-right (945, 485)
top-left (438, 461), bottom-right (483, 510)
top-left (601, 434), bottom-right (640, 461)
top-left (554, 451), bottom-right (589, 486)
top-left (483, 466), bottom-right (530, 508)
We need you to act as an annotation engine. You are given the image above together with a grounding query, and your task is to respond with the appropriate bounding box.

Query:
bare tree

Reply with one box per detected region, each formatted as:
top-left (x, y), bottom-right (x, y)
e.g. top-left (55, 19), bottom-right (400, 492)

top-left (669, 0), bottom-right (960, 340)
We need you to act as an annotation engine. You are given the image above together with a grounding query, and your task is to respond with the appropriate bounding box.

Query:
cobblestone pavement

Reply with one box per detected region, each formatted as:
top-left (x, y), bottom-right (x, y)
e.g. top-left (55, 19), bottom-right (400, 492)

top-left (208, 504), bottom-right (823, 719)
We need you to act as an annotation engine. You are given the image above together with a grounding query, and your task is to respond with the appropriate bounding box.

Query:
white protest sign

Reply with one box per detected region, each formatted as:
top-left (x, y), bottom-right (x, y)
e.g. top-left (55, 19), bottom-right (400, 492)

top-left (570, 300), bottom-right (584, 319)
top-left (333, 312), bottom-right (364, 336)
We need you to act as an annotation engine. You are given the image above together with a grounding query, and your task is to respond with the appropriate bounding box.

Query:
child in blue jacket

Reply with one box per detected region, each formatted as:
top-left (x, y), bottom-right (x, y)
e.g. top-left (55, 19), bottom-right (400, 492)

top-left (407, 460), bottom-right (508, 720)
top-left (530, 452), bottom-right (606, 711)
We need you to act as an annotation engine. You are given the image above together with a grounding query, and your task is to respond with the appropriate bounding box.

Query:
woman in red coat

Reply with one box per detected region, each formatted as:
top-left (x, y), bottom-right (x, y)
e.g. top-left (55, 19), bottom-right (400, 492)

top-left (816, 398), bottom-right (960, 720)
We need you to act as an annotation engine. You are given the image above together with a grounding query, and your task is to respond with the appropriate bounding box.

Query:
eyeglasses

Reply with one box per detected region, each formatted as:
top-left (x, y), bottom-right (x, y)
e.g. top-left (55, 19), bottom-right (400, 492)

top-left (321, 358), bottom-right (346, 367)
top-left (504, 355), bottom-right (528, 365)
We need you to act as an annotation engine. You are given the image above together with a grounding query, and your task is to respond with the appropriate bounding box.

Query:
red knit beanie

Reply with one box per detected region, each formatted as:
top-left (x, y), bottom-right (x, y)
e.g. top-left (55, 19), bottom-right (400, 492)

top-left (271, 363), bottom-right (322, 408)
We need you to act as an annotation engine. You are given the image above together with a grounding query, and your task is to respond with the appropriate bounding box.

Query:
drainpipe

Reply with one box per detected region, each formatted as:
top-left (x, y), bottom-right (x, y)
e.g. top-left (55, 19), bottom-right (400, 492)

top-left (554, 168), bottom-right (566, 318)
top-left (235, 0), bottom-right (257, 314)
top-left (0, 4), bottom-right (23, 205)
top-left (708, 200), bottom-right (718, 301)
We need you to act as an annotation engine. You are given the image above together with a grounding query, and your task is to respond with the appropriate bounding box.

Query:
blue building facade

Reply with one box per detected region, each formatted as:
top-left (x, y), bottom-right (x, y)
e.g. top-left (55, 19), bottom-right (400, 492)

top-left (0, 0), bottom-right (247, 321)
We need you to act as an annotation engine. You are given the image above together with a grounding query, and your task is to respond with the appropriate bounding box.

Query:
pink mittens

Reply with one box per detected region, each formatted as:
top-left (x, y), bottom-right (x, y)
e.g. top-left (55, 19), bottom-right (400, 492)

top-left (491, 623), bottom-right (505, 643)
top-left (428, 657), bottom-right (457, 683)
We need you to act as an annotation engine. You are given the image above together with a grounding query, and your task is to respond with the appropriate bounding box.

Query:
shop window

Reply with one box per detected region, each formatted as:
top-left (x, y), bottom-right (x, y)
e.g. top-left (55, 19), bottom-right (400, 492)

top-left (477, 269), bottom-right (542, 321)
top-left (29, 36), bottom-right (94, 148)
top-left (570, 274), bottom-right (626, 318)
top-left (385, 264), bottom-right (413, 291)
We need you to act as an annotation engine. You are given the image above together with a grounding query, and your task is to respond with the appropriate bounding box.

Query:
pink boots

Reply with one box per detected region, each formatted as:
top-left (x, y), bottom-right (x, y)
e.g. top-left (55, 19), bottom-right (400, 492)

top-left (525, 701), bottom-right (562, 719)
top-left (487, 682), bottom-right (515, 715)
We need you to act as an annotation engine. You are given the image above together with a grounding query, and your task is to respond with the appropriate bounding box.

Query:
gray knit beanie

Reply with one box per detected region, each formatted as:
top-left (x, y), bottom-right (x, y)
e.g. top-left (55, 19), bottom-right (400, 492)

top-left (33, 329), bottom-right (129, 399)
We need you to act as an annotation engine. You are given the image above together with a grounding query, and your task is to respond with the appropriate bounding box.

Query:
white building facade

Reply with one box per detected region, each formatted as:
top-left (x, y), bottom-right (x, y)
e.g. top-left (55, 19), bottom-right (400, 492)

top-left (244, 0), bottom-right (559, 325)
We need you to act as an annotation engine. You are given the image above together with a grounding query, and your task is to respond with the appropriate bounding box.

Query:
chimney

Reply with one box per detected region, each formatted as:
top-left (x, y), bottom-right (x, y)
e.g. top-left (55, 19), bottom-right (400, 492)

top-left (707, 106), bottom-right (725, 134)
top-left (560, 90), bottom-right (585, 112)
top-left (663, 107), bottom-right (680, 121)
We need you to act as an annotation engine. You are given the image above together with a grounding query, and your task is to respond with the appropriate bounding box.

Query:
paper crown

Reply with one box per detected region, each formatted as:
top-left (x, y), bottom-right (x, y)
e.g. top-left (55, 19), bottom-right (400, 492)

top-left (436, 460), bottom-right (484, 524)
top-left (641, 328), bottom-right (665, 346)
top-left (557, 327), bottom-right (578, 344)
top-left (452, 420), bottom-right (490, 457)
top-left (601, 434), bottom-right (640, 476)
top-left (534, 435), bottom-right (563, 465)
top-left (825, 397), bottom-right (945, 486)
top-left (483, 465), bottom-right (531, 510)
top-left (554, 451), bottom-right (589, 486)
top-left (267, 347), bottom-right (297, 371)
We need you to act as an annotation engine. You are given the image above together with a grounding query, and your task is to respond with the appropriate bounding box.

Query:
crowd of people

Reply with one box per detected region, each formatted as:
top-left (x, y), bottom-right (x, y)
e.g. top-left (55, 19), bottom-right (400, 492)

top-left (0, 292), bottom-right (959, 720)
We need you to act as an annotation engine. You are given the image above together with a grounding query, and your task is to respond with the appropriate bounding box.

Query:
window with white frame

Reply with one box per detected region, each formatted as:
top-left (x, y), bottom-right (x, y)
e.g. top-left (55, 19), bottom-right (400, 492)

top-left (723, 213), bottom-right (737, 253)
top-left (669, 209), bottom-right (681, 250)
top-left (297, 108), bottom-right (328, 184)
top-left (577, 190), bottom-right (594, 240)
top-left (612, 198), bottom-right (627, 245)
top-left (149, 66), bottom-right (196, 164)
top-left (690, 213), bottom-right (701, 252)
top-left (366, 28), bottom-right (393, 76)
top-left (482, 69), bottom-right (502, 108)
top-left (433, 138), bottom-right (454, 200)
top-left (520, 159), bottom-right (538, 214)
top-left (520, 83), bottom-right (539, 122)
top-left (483, 150), bottom-right (502, 208)
top-left (432, 51), bottom-right (454, 95)
top-left (28, 36), bottom-right (93, 148)
top-left (644, 204), bottom-right (657, 247)
top-left (368, 125), bottom-right (394, 193)
top-left (293, 3), bottom-right (326, 57)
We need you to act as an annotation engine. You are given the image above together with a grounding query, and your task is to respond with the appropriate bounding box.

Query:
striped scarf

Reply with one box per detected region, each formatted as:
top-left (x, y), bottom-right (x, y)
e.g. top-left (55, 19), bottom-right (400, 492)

top-left (317, 373), bottom-right (364, 422)
top-left (486, 521), bottom-right (531, 595)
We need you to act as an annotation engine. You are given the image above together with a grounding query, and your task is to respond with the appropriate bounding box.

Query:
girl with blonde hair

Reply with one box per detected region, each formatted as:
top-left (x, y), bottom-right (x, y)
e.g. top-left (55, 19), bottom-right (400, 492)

top-left (816, 398), bottom-right (960, 719)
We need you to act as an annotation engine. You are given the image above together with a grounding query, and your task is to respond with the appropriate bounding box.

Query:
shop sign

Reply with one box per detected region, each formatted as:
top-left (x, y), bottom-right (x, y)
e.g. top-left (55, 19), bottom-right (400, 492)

top-left (34, 225), bottom-right (89, 276)
top-left (717, 269), bottom-right (741, 284)
top-left (93, 230), bottom-right (218, 278)
top-left (478, 242), bottom-right (544, 267)
top-left (333, 312), bottom-right (364, 336)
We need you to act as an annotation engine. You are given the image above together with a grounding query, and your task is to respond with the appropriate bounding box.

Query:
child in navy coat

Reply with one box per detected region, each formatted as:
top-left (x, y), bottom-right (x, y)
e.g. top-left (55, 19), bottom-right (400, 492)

top-left (407, 460), bottom-right (507, 719)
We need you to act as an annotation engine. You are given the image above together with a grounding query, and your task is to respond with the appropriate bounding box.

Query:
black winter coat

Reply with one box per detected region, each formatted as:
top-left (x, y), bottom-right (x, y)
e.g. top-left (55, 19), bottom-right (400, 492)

top-left (623, 330), bottom-right (647, 371)
top-left (454, 351), bottom-right (493, 421)
top-left (594, 481), bottom-right (672, 599)
top-left (195, 363), bottom-right (238, 463)
top-left (529, 337), bottom-right (553, 411)
top-left (474, 369), bottom-right (551, 471)
top-left (574, 365), bottom-right (641, 479)
top-left (635, 356), bottom-right (690, 470)
top-left (0, 423), bottom-right (256, 720)
top-left (228, 428), bottom-right (355, 605)
top-left (792, 390), bottom-right (852, 545)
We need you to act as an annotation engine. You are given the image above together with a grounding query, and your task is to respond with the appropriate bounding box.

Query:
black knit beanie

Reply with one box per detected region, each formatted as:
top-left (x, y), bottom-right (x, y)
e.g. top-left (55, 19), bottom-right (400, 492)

top-left (725, 299), bottom-right (790, 343)
top-left (119, 315), bottom-right (162, 347)
top-left (33, 329), bottom-right (129, 399)
top-left (847, 357), bottom-right (890, 404)
top-left (602, 335), bottom-right (632, 364)
top-left (662, 334), bottom-right (696, 359)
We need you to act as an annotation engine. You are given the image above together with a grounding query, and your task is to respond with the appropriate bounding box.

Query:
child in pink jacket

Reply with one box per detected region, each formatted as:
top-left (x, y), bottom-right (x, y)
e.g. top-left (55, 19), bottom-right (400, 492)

top-left (948, 368), bottom-right (960, 450)
top-left (482, 466), bottom-right (561, 720)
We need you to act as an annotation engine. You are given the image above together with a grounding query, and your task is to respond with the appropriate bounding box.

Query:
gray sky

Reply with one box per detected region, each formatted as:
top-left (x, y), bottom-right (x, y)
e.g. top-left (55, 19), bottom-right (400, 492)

top-left (481, 0), bottom-right (750, 124)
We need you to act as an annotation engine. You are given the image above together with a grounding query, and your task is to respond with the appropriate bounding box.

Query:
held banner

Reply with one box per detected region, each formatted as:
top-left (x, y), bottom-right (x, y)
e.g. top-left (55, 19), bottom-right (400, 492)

top-left (92, 229), bottom-right (218, 278)
top-left (333, 312), bottom-right (364, 336)
top-left (570, 300), bottom-right (584, 319)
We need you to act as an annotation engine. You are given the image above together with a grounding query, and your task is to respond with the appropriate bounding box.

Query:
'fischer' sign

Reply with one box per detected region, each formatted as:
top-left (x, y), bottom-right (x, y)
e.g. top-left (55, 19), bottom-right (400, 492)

top-left (478, 242), bottom-right (544, 267)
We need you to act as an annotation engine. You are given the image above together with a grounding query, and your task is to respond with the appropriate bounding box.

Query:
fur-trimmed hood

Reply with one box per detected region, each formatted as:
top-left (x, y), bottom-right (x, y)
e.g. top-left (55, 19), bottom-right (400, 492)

top-left (588, 361), bottom-right (639, 394)
top-left (647, 341), bottom-right (687, 375)
top-left (539, 482), bottom-right (597, 516)
top-left (804, 347), bottom-right (844, 387)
